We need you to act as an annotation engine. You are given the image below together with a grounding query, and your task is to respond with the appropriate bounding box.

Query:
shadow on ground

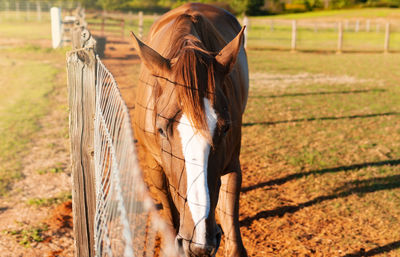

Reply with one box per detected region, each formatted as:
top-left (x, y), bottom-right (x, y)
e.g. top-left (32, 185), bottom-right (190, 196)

top-left (243, 112), bottom-right (400, 127)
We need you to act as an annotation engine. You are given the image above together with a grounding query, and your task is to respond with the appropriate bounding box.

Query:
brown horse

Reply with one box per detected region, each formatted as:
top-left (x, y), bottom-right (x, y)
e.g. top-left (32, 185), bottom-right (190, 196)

top-left (131, 3), bottom-right (249, 257)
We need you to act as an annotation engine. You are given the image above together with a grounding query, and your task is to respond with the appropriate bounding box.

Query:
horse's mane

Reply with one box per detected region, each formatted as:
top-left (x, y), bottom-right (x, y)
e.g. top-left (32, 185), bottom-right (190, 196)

top-left (157, 12), bottom-right (226, 139)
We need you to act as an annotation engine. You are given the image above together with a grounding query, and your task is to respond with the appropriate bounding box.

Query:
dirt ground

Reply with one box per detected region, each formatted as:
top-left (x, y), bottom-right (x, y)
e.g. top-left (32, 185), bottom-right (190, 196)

top-left (4, 37), bottom-right (397, 257)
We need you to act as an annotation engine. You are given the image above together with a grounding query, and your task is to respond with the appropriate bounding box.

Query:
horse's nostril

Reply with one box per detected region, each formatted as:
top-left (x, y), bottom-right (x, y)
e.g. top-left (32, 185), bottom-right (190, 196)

top-left (189, 244), bottom-right (215, 257)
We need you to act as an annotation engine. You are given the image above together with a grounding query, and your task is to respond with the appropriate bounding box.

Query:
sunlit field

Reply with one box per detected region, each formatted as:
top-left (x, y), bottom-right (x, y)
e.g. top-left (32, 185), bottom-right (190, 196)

top-left (0, 7), bottom-right (399, 256)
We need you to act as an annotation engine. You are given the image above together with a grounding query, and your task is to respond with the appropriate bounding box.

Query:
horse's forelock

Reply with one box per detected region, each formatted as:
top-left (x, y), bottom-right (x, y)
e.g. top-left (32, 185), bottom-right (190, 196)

top-left (153, 12), bottom-right (228, 142)
top-left (173, 44), bottom-right (216, 142)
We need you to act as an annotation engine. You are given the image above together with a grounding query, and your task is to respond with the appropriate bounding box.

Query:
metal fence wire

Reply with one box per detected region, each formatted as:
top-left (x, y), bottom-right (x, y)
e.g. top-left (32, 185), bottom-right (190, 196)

top-left (93, 56), bottom-right (177, 257)
top-left (67, 38), bottom-right (177, 256)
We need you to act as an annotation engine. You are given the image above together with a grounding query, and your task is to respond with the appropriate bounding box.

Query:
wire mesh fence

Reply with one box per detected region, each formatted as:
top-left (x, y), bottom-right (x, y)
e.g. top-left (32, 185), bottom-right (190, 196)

top-left (67, 23), bottom-right (177, 256)
top-left (94, 56), bottom-right (176, 257)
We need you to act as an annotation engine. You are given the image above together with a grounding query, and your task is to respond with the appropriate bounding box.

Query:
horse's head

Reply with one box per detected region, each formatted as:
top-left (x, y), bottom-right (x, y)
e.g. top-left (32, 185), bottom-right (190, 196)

top-left (131, 27), bottom-right (244, 257)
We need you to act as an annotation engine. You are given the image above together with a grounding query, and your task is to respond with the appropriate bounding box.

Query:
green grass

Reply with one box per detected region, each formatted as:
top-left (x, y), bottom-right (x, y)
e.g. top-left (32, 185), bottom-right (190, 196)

top-left (3, 223), bottom-right (49, 247)
top-left (26, 192), bottom-right (72, 207)
top-left (0, 20), bottom-right (51, 41)
top-left (37, 162), bottom-right (65, 175)
top-left (0, 46), bottom-right (67, 195)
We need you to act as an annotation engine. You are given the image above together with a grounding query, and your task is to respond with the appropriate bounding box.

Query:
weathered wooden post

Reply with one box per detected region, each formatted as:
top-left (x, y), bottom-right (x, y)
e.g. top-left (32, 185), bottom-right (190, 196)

top-left (291, 19), bottom-right (297, 52)
top-left (384, 21), bottom-right (390, 53)
top-left (67, 22), bottom-right (97, 257)
top-left (138, 11), bottom-right (143, 39)
top-left (270, 19), bottom-right (274, 32)
top-left (337, 21), bottom-right (343, 54)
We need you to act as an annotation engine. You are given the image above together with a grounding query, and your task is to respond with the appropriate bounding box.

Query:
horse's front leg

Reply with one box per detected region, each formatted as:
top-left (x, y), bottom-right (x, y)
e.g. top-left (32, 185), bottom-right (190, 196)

top-left (216, 170), bottom-right (248, 257)
top-left (145, 155), bottom-right (179, 234)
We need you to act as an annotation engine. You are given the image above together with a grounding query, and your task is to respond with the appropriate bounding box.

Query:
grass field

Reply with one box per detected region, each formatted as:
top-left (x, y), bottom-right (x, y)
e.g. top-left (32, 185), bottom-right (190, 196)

top-left (0, 21), bottom-right (73, 255)
top-left (0, 45), bottom-right (68, 195)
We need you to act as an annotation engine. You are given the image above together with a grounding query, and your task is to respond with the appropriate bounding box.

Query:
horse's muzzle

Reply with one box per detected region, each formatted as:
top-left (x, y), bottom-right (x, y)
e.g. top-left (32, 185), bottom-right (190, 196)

top-left (175, 229), bottom-right (221, 257)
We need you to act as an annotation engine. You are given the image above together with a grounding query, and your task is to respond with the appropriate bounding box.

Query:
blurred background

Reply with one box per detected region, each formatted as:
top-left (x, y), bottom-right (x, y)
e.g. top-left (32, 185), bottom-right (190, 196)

top-left (1, 0), bottom-right (400, 256)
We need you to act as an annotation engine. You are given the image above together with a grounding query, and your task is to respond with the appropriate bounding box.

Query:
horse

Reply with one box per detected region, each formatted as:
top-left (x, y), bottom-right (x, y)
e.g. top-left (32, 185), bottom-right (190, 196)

top-left (131, 3), bottom-right (249, 257)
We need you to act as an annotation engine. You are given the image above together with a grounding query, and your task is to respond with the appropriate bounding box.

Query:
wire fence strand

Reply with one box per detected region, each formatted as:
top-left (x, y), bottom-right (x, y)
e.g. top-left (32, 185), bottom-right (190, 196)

top-left (88, 54), bottom-right (176, 257)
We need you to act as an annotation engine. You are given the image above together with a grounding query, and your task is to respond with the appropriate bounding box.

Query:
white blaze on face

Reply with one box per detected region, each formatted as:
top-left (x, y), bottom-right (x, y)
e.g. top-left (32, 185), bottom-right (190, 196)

top-left (177, 98), bottom-right (217, 244)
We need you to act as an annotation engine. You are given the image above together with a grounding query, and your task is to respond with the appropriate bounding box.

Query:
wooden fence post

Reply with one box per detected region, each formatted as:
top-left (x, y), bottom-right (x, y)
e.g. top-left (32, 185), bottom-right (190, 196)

top-left (36, 1), bottom-right (41, 21)
top-left (68, 26), bottom-right (96, 257)
top-left (26, 2), bottom-right (30, 21)
top-left (51, 7), bottom-right (62, 48)
top-left (270, 19), bottom-right (274, 31)
top-left (384, 22), bottom-right (390, 53)
top-left (121, 19), bottom-right (125, 39)
top-left (128, 11), bottom-right (133, 26)
top-left (337, 21), bottom-right (343, 54)
top-left (243, 16), bottom-right (249, 49)
top-left (291, 19), bottom-right (297, 52)
top-left (355, 20), bottom-right (359, 32)
top-left (138, 11), bottom-right (143, 39)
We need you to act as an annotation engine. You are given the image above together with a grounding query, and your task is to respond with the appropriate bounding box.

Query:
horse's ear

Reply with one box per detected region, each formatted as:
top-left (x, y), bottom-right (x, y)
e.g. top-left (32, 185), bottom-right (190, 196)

top-left (130, 31), bottom-right (170, 75)
top-left (215, 26), bottom-right (246, 74)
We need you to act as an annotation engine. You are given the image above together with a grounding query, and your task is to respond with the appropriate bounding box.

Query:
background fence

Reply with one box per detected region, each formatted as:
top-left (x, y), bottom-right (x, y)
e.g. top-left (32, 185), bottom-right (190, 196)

top-left (66, 16), bottom-right (177, 256)
top-left (245, 18), bottom-right (400, 52)
top-left (0, 0), bottom-right (79, 21)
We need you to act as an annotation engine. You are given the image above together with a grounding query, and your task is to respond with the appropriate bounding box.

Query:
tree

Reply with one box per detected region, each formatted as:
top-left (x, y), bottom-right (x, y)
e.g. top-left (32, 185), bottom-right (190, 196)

top-left (245, 0), bottom-right (265, 15)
